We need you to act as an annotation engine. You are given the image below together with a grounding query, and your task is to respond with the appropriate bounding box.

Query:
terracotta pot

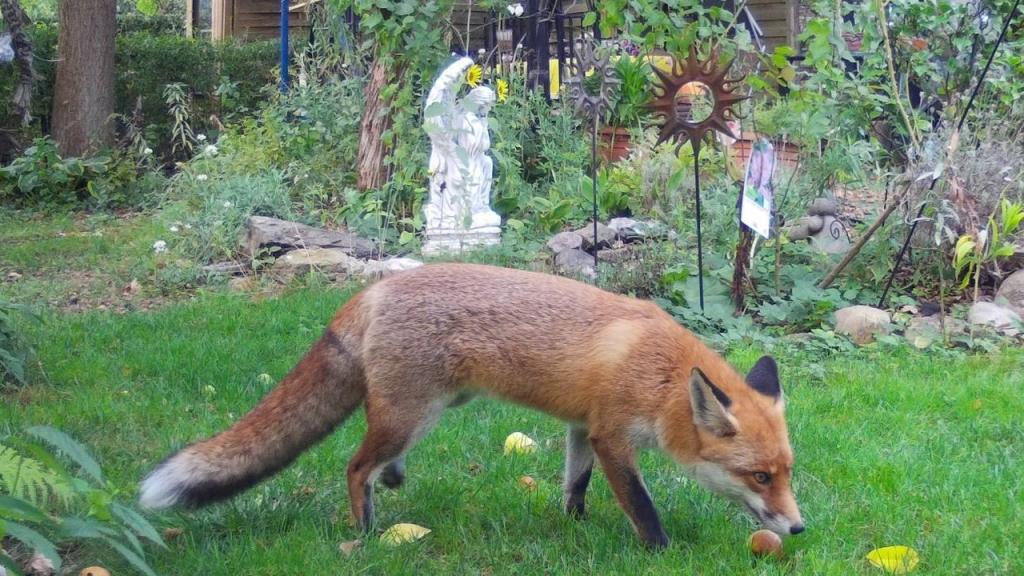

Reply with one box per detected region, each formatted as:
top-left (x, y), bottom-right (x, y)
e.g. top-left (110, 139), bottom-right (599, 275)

top-left (728, 131), bottom-right (802, 173)
top-left (598, 126), bottom-right (632, 164)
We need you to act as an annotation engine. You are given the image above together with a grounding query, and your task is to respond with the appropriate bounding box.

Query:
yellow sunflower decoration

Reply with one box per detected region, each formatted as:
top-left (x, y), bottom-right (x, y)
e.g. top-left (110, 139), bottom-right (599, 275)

top-left (466, 64), bottom-right (483, 88)
top-left (497, 78), bottom-right (509, 102)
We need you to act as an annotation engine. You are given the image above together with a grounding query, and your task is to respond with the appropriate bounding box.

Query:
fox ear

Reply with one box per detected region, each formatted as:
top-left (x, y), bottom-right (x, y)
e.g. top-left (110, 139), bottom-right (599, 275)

top-left (690, 368), bottom-right (737, 437)
top-left (746, 355), bottom-right (781, 400)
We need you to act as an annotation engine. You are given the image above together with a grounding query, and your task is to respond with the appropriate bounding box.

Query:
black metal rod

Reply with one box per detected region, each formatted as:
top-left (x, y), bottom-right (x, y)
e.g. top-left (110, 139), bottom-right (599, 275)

top-left (592, 114), bottom-right (599, 271)
top-left (878, 0), bottom-right (1020, 308)
top-left (695, 146), bottom-right (705, 311)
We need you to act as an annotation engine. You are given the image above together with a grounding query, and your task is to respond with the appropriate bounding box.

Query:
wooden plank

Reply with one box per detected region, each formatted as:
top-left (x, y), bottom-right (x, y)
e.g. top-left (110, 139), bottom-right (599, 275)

top-left (234, 12), bottom-right (307, 28)
top-left (236, 0), bottom-right (290, 13)
top-left (212, 0), bottom-right (234, 40)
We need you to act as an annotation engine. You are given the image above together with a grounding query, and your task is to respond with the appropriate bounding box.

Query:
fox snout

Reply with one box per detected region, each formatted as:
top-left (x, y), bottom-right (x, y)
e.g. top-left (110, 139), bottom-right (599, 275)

top-left (745, 490), bottom-right (804, 536)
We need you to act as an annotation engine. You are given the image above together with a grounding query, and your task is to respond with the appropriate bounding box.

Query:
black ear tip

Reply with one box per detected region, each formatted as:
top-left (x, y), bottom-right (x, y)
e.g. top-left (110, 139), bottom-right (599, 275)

top-left (747, 355), bottom-right (781, 398)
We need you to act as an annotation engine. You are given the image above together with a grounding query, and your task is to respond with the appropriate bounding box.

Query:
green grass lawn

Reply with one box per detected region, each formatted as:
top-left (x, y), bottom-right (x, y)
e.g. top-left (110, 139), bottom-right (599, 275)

top-left (3, 285), bottom-right (1023, 575)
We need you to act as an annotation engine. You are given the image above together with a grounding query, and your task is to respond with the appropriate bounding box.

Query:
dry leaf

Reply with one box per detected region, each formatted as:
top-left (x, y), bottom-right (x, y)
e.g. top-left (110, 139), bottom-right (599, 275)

top-left (866, 546), bottom-right (919, 574)
top-left (504, 432), bottom-right (537, 455)
top-left (163, 527), bottom-right (184, 541)
top-left (339, 539), bottom-right (363, 556)
top-left (380, 523), bottom-right (431, 546)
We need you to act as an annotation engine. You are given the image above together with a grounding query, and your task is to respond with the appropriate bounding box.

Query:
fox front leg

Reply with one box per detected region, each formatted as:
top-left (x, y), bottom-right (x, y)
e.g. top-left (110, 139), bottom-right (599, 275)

top-left (590, 434), bottom-right (669, 549)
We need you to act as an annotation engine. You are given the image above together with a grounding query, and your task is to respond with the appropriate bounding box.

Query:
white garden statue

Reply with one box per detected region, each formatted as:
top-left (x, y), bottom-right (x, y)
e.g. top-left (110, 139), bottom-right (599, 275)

top-left (422, 56), bottom-right (501, 255)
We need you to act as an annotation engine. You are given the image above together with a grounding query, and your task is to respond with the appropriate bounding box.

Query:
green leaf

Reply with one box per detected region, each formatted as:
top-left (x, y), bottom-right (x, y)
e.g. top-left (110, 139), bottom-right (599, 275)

top-left (26, 426), bottom-right (104, 485)
top-left (100, 535), bottom-right (158, 576)
top-left (0, 496), bottom-right (49, 523)
top-left (60, 517), bottom-right (117, 540)
top-left (136, 0), bottom-right (158, 16)
top-left (111, 502), bottom-right (166, 548)
top-left (6, 521), bottom-right (62, 571)
top-left (582, 11), bottom-right (597, 27)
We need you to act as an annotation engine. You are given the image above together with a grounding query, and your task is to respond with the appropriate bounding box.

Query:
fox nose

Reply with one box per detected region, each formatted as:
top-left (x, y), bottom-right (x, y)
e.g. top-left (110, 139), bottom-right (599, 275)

top-left (789, 523), bottom-right (805, 535)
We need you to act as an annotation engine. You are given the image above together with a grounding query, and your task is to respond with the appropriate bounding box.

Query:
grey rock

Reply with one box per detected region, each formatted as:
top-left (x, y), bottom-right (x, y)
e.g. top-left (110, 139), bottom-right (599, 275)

top-left (597, 246), bottom-right (633, 264)
top-left (834, 305), bottom-right (891, 345)
top-left (555, 248), bottom-right (596, 278)
top-left (786, 215), bottom-right (824, 240)
top-left (904, 315), bottom-right (966, 349)
top-left (242, 216), bottom-right (379, 259)
top-left (271, 247), bottom-right (361, 281)
top-left (362, 257), bottom-right (424, 279)
top-left (807, 197), bottom-right (839, 216)
top-left (967, 301), bottom-right (1022, 336)
top-left (995, 268), bottom-right (1024, 318)
top-left (574, 221), bottom-right (616, 251)
top-left (547, 231), bottom-right (584, 253)
top-left (608, 217), bottom-right (670, 242)
top-left (202, 261), bottom-right (249, 276)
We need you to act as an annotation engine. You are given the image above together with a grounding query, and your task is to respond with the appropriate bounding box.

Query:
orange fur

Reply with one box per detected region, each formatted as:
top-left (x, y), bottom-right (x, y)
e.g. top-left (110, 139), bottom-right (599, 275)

top-left (140, 263), bottom-right (802, 547)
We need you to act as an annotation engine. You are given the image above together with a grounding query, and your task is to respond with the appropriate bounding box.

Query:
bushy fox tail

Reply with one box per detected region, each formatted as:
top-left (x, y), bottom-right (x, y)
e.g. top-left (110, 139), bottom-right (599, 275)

top-left (139, 329), bottom-right (365, 509)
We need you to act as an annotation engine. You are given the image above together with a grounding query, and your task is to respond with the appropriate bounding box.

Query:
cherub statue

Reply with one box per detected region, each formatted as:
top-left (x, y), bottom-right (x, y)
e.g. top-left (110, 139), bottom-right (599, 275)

top-left (423, 57), bottom-right (501, 235)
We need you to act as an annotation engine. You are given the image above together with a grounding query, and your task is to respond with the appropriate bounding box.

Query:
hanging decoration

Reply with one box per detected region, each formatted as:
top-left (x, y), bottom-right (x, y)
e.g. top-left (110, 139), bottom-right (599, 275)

top-left (563, 41), bottom-right (621, 272)
top-left (646, 47), bottom-right (747, 310)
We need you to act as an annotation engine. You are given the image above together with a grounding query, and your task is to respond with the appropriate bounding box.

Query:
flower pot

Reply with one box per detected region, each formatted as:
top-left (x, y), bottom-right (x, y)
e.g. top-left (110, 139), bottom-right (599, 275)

top-left (598, 126), bottom-right (632, 164)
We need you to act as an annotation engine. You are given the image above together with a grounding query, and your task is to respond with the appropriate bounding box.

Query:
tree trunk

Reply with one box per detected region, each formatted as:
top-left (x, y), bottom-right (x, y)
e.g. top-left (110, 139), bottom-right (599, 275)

top-left (356, 56), bottom-right (399, 191)
top-left (0, 0), bottom-right (34, 126)
top-left (52, 0), bottom-right (116, 157)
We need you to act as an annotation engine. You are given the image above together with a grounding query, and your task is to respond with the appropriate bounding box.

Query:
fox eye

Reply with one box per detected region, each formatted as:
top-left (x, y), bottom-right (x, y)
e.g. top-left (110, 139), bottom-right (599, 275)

top-left (752, 472), bottom-right (772, 485)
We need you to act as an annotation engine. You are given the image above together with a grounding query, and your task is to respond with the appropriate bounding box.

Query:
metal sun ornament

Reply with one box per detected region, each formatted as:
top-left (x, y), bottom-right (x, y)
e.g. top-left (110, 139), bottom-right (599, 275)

top-left (563, 42), bottom-right (621, 121)
top-left (647, 47), bottom-right (748, 311)
top-left (647, 47), bottom-right (748, 154)
top-left (564, 41), bottom-right (621, 273)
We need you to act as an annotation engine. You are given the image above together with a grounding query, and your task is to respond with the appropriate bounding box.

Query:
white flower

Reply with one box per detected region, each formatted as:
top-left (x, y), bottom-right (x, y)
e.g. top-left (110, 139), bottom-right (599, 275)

top-left (153, 240), bottom-right (167, 254)
top-left (169, 225), bottom-right (180, 233)
top-left (204, 144), bottom-right (218, 156)
top-left (184, 223), bottom-right (192, 230)
top-left (223, 201), bottom-right (233, 208)
top-left (143, 147), bottom-right (153, 155)
top-left (196, 134), bottom-right (207, 142)
top-left (478, 48), bottom-right (486, 55)
top-left (196, 174), bottom-right (208, 181)
top-left (512, 2), bottom-right (524, 16)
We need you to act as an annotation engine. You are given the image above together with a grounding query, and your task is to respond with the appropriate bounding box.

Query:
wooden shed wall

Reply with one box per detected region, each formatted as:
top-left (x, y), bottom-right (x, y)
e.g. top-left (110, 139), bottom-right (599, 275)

top-left (211, 0), bottom-right (309, 41)
top-left (745, 0), bottom-right (797, 50)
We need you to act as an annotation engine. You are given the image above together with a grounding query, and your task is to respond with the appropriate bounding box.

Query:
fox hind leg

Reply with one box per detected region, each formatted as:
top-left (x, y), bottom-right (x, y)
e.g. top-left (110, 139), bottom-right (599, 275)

top-left (563, 426), bottom-right (594, 517)
top-left (346, 396), bottom-right (445, 531)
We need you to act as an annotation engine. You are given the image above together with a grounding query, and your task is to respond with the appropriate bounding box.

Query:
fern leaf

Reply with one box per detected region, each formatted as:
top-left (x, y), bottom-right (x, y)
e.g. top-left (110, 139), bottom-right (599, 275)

top-left (26, 426), bottom-right (104, 486)
top-left (0, 446), bottom-right (75, 506)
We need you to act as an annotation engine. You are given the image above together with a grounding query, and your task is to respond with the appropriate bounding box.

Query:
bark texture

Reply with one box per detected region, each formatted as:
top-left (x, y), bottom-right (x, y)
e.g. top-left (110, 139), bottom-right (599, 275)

top-left (52, 0), bottom-right (116, 156)
top-left (356, 56), bottom-right (399, 191)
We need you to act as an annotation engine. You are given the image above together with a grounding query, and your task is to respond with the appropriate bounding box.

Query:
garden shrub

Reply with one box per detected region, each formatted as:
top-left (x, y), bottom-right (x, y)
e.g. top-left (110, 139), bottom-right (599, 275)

top-left (0, 137), bottom-right (164, 209)
top-left (0, 27), bottom-right (276, 158)
top-left (169, 169), bottom-right (297, 264)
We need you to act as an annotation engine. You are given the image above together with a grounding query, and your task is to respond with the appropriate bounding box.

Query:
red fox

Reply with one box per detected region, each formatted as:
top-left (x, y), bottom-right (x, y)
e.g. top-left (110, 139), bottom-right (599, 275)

top-left (140, 263), bottom-right (803, 548)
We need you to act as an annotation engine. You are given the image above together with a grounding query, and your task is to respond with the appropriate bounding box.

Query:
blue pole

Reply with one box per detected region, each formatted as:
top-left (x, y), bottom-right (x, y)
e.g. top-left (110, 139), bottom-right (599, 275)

top-left (280, 0), bottom-right (289, 92)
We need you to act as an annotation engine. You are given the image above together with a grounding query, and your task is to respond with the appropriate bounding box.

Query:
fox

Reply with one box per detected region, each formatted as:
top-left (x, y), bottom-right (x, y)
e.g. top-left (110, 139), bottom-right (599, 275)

top-left (139, 263), bottom-right (803, 548)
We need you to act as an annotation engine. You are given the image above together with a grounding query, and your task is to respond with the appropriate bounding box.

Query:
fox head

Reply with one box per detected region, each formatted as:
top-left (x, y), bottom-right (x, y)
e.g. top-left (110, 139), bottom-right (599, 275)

top-left (682, 355), bottom-right (804, 536)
